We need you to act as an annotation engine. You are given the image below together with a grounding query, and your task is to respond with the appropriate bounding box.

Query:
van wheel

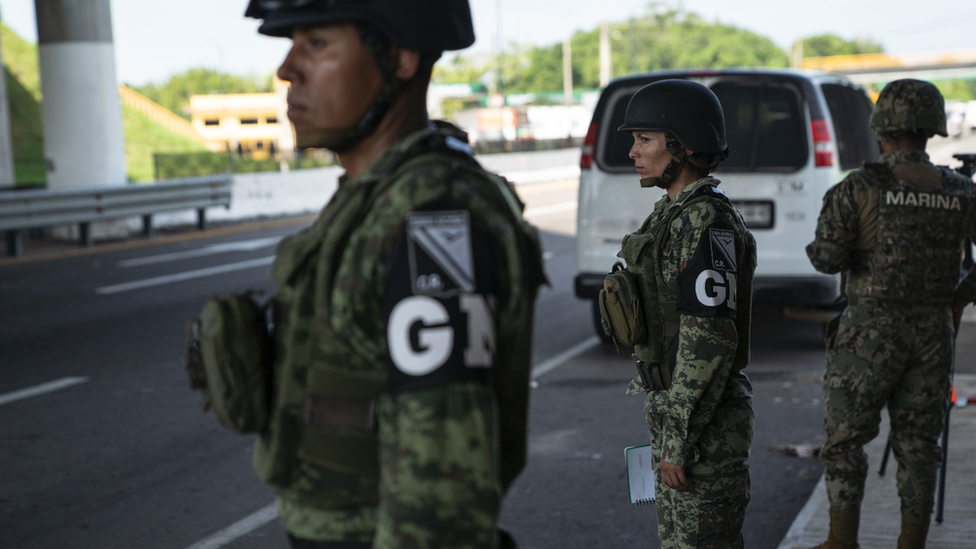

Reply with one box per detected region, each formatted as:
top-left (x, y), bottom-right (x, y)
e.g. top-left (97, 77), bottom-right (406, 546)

top-left (591, 299), bottom-right (615, 346)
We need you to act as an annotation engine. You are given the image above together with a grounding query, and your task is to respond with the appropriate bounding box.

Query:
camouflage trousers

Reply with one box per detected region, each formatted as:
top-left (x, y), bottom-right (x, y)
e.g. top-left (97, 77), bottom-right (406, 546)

top-left (821, 303), bottom-right (952, 518)
top-left (646, 383), bottom-right (753, 549)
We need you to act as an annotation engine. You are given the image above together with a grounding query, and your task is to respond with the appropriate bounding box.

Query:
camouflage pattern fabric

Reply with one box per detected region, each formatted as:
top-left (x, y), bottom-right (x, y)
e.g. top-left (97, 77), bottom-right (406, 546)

top-left (807, 149), bottom-right (975, 305)
top-left (625, 178), bottom-right (756, 548)
top-left (807, 148), bottom-right (975, 519)
top-left (869, 79), bottom-right (947, 137)
top-left (821, 303), bottom-right (952, 517)
top-left (267, 122), bottom-right (542, 546)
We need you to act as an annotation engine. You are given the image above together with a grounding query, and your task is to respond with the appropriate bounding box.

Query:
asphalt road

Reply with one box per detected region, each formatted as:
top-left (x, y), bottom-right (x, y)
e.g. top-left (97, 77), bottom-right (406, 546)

top-left (0, 177), bottom-right (832, 549)
top-left (5, 139), bottom-right (976, 548)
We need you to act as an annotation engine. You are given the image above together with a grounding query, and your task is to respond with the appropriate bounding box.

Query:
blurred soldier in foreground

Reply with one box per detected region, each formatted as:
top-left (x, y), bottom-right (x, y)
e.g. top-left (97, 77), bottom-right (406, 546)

top-left (612, 79), bottom-right (757, 548)
top-left (244, 1), bottom-right (545, 547)
top-left (804, 79), bottom-right (976, 549)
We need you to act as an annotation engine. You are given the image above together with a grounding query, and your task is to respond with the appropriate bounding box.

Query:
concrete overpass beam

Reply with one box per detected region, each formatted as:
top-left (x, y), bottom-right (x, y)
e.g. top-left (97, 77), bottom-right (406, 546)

top-left (35, 0), bottom-right (126, 190)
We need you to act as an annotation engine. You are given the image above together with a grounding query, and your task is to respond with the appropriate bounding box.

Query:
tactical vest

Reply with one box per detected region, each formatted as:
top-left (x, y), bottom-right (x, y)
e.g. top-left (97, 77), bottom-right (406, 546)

top-left (617, 181), bottom-right (756, 371)
top-left (252, 128), bottom-right (546, 509)
top-left (846, 163), bottom-right (973, 305)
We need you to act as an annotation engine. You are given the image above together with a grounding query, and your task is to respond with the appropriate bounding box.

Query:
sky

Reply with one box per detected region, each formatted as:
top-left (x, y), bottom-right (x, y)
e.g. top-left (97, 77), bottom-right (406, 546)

top-left (1, 0), bottom-right (974, 87)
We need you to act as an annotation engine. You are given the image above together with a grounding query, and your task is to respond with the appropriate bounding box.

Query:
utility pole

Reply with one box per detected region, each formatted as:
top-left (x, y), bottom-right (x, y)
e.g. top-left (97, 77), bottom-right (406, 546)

top-left (496, 0), bottom-right (504, 95)
top-left (791, 38), bottom-right (804, 69)
top-left (629, 18), bottom-right (637, 73)
top-left (562, 33), bottom-right (573, 102)
top-left (0, 6), bottom-right (16, 188)
top-left (599, 0), bottom-right (611, 88)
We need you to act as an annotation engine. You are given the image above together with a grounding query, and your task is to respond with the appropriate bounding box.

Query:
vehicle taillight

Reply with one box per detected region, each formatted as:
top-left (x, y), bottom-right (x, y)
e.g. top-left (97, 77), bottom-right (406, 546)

top-left (811, 119), bottom-right (833, 167)
top-left (580, 123), bottom-right (598, 170)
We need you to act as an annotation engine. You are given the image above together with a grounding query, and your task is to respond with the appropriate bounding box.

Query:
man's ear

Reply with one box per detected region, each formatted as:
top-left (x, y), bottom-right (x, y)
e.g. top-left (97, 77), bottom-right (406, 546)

top-left (393, 48), bottom-right (421, 80)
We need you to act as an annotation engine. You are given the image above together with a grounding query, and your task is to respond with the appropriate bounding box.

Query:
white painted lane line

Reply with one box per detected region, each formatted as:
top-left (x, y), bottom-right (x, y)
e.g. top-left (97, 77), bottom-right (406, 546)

top-left (531, 336), bottom-right (600, 380)
top-left (776, 476), bottom-right (827, 549)
top-left (183, 503), bottom-right (278, 549)
top-left (0, 377), bottom-right (89, 407)
top-left (118, 236), bottom-right (283, 268)
top-left (96, 256), bottom-right (274, 295)
top-left (523, 201), bottom-right (577, 218)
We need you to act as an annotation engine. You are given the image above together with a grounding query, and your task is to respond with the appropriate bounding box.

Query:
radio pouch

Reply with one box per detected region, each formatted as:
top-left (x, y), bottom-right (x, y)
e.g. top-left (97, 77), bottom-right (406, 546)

top-left (598, 261), bottom-right (646, 351)
top-left (185, 292), bottom-right (272, 434)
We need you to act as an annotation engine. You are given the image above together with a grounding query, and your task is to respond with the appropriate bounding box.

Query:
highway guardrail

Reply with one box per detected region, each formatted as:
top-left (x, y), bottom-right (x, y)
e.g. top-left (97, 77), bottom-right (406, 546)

top-left (0, 175), bottom-right (232, 257)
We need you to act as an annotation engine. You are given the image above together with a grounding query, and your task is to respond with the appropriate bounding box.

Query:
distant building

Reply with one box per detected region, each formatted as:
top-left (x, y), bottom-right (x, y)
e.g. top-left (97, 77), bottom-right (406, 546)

top-left (187, 80), bottom-right (292, 160)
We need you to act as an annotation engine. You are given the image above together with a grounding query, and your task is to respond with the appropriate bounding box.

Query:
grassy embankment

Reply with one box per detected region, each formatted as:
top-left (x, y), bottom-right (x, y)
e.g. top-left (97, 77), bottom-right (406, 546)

top-left (0, 23), bottom-right (207, 185)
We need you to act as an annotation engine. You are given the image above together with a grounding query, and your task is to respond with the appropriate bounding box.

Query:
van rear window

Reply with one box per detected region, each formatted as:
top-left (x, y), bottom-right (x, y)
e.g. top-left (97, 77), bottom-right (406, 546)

top-left (821, 83), bottom-right (880, 170)
top-left (598, 79), bottom-right (808, 172)
top-left (711, 82), bottom-right (807, 172)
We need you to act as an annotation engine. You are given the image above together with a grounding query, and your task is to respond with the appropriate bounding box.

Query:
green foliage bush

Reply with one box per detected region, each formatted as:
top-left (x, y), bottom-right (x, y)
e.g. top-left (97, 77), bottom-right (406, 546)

top-left (435, 7), bottom-right (790, 95)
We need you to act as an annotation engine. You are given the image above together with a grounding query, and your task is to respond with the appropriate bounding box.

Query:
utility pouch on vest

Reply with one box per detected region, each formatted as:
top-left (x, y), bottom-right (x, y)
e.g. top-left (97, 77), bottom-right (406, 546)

top-left (185, 292), bottom-right (272, 434)
top-left (636, 359), bottom-right (670, 392)
top-left (599, 261), bottom-right (646, 350)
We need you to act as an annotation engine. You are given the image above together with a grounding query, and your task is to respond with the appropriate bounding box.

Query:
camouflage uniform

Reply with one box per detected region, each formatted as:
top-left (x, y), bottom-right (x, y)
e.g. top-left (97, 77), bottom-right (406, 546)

top-left (256, 122), bottom-right (544, 547)
top-left (624, 178), bottom-right (757, 549)
top-left (806, 147), bottom-right (976, 519)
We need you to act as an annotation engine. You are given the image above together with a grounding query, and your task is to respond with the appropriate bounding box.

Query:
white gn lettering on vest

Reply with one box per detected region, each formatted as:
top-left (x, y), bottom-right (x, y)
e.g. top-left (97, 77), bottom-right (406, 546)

top-left (695, 270), bottom-right (737, 310)
top-left (387, 294), bottom-right (495, 376)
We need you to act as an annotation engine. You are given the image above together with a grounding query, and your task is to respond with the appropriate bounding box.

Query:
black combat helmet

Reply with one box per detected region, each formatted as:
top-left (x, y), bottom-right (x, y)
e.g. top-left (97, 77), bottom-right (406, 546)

top-left (245, 0), bottom-right (475, 151)
top-left (618, 79), bottom-right (729, 155)
top-left (245, 0), bottom-right (475, 52)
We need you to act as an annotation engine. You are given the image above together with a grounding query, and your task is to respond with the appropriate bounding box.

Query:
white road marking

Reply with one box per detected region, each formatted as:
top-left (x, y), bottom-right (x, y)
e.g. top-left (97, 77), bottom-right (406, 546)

top-left (0, 377), bottom-right (89, 407)
top-left (96, 256), bottom-right (274, 295)
top-left (523, 201), bottom-right (578, 218)
top-left (118, 237), bottom-right (283, 268)
top-left (776, 476), bottom-right (827, 549)
top-left (182, 503), bottom-right (278, 549)
top-left (531, 336), bottom-right (600, 380)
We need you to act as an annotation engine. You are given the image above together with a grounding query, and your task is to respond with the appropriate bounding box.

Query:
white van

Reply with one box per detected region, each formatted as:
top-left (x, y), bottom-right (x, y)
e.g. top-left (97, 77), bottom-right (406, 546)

top-left (575, 69), bottom-right (879, 340)
top-left (965, 100), bottom-right (976, 133)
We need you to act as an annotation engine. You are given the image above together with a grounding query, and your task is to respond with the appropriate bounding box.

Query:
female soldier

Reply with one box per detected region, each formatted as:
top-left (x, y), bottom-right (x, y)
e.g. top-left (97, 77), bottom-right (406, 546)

top-left (617, 79), bottom-right (757, 549)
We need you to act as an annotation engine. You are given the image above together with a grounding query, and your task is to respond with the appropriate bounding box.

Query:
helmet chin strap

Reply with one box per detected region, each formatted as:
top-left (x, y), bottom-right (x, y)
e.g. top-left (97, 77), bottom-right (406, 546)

top-left (639, 133), bottom-right (728, 190)
top-left (294, 84), bottom-right (402, 152)
top-left (639, 134), bottom-right (687, 189)
top-left (294, 24), bottom-right (408, 153)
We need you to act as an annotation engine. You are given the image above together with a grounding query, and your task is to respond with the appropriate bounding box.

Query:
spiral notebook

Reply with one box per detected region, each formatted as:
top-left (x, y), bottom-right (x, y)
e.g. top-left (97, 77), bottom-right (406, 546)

top-left (625, 444), bottom-right (655, 505)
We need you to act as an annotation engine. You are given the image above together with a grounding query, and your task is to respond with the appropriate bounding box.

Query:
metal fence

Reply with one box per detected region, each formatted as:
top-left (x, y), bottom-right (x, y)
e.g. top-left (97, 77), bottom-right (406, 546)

top-left (1, 174), bottom-right (232, 257)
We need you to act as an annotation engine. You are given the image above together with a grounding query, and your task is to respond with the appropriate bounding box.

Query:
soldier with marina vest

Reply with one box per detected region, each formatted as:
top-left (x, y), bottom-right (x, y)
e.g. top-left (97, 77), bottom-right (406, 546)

top-left (804, 79), bottom-right (976, 549)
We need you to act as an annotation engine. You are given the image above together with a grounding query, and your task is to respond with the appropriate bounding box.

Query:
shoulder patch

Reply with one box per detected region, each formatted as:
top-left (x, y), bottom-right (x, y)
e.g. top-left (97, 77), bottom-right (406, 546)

top-left (677, 222), bottom-right (738, 318)
top-left (708, 227), bottom-right (737, 272)
top-left (383, 206), bottom-right (498, 393)
top-left (406, 210), bottom-right (474, 295)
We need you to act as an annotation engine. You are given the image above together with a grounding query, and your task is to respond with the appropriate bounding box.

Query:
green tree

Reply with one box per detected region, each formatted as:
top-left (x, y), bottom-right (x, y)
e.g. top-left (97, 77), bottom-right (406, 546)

top-left (133, 68), bottom-right (272, 120)
top-left (495, 6), bottom-right (788, 94)
top-left (934, 80), bottom-right (976, 102)
top-left (802, 34), bottom-right (883, 58)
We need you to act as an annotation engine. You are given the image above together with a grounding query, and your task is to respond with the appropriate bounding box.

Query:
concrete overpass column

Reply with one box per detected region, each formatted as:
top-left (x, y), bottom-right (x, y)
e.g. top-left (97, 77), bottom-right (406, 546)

top-left (35, 0), bottom-right (126, 190)
top-left (0, 7), bottom-right (16, 188)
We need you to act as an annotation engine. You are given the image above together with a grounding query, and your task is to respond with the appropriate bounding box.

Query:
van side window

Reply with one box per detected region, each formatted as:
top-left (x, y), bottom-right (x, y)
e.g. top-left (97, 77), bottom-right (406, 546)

top-left (711, 82), bottom-right (807, 172)
top-left (821, 84), bottom-right (880, 170)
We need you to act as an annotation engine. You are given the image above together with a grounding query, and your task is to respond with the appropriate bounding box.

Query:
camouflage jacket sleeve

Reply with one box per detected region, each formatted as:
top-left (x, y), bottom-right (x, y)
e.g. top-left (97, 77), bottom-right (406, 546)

top-left (806, 173), bottom-right (866, 274)
top-left (660, 201), bottom-right (739, 468)
top-left (333, 165), bottom-right (517, 548)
